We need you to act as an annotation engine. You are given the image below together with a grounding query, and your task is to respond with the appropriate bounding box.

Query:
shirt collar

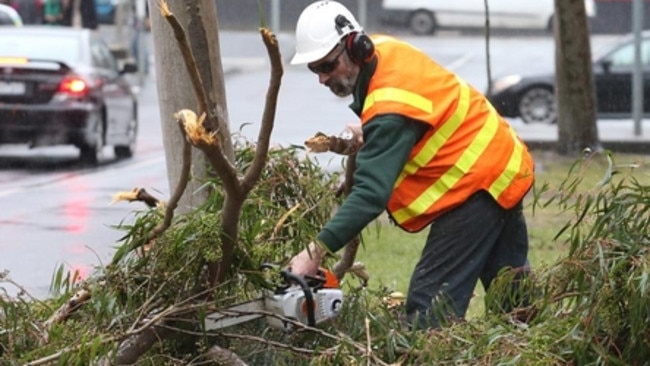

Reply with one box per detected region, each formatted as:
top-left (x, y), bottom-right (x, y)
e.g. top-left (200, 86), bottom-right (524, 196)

top-left (349, 56), bottom-right (377, 117)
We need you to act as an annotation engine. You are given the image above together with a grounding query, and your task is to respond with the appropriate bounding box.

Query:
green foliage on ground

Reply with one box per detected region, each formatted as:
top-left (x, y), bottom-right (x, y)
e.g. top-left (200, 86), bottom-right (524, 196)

top-left (1, 147), bottom-right (649, 365)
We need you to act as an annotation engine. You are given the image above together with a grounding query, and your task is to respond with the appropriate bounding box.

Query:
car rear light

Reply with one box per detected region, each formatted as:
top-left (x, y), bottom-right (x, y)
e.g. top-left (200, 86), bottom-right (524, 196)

top-left (57, 75), bottom-right (89, 98)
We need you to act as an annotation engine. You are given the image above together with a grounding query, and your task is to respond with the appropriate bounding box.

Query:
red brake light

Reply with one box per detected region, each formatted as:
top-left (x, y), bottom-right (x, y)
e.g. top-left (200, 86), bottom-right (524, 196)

top-left (58, 75), bottom-right (89, 97)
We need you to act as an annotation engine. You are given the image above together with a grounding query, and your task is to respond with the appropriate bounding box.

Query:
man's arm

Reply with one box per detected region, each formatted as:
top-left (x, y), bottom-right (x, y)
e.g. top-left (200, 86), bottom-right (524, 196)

top-left (289, 115), bottom-right (428, 275)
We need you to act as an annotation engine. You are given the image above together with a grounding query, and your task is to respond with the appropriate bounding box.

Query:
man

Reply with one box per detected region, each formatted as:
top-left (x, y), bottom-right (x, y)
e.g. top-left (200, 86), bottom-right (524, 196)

top-left (61, 0), bottom-right (97, 30)
top-left (288, 1), bottom-right (535, 329)
top-left (11, 0), bottom-right (42, 24)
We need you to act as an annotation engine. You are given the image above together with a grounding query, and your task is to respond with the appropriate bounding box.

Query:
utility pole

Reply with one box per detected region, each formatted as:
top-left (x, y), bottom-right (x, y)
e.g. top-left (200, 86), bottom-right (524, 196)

top-left (358, 0), bottom-right (367, 27)
top-left (271, 0), bottom-right (280, 32)
top-left (632, 0), bottom-right (644, 135)
top-left (135, 0), bottom-right (147, 85)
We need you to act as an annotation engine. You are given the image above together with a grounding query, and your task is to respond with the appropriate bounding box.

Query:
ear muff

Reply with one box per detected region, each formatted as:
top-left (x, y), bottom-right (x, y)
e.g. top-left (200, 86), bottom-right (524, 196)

top-left (345, 32), bottom-right (374, 64)
top-left (335, 14), bottom-right (375, 64)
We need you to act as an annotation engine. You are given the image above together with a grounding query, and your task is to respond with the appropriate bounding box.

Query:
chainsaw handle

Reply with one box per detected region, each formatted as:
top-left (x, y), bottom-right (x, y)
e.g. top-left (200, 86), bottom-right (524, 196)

top-left (304, 273), bottom-right (326, 290)
top-left (305, 268), bottom-right (340, 290)
top-left (281, 270), bottom-right (316, 327)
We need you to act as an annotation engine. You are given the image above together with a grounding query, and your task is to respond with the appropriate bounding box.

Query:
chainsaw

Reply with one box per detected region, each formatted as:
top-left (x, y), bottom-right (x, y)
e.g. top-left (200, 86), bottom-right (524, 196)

top-left (204, 266), bottom-right (344, 332)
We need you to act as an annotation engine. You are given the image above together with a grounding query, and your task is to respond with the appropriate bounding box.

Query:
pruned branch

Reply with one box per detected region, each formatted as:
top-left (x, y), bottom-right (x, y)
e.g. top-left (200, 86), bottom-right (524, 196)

top-left (158, 0), bottom-right (240, 195)
top-left (241, 28), bottom-right (283, 193)
top-left (157, 0), bottom-right (208, 115)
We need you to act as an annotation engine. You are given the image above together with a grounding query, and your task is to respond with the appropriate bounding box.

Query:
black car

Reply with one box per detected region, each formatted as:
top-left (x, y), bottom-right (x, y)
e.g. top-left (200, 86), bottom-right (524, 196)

top-left (0, 26), bottom-right (138, 164)
top-left (487, 31), bottom-right (650, 124)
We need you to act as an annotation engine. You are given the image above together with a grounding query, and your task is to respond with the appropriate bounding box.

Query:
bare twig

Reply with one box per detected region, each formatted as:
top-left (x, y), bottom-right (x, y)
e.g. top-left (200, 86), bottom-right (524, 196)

top-left (0, 271), bottom-right (51, 310)
top-left (365, 317), bottom-right (372, 366)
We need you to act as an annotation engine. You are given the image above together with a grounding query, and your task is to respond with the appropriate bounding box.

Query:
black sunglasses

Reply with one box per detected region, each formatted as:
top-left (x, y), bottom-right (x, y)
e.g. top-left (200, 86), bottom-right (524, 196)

top-left (308, 47), bottom-right (346, 74)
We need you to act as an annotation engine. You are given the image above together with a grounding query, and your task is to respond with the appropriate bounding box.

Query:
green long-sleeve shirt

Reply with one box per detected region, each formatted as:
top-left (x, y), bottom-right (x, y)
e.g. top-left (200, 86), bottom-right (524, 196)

top-left (316, 58), bottom-right (428, 253)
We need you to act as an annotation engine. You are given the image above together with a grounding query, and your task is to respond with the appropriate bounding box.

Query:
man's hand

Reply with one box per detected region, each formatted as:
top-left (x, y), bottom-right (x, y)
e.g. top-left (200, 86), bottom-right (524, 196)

top-left (288, 241), bottom-right (327, 276)
top-left (339, 123), bottom-right (363, 154)
top-left (341, 123), bottom-right (363, 146)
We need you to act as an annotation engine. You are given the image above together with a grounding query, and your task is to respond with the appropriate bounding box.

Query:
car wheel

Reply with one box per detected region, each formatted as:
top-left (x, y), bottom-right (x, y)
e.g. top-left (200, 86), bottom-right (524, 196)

top-left (115, 103), bottom-right (138, 159)
top-left (518, 86), bottom-right (557, 124)
top-left (409, 10), bottom-right (436, 35)
top-left (79, 114), bottom-right (105, 165)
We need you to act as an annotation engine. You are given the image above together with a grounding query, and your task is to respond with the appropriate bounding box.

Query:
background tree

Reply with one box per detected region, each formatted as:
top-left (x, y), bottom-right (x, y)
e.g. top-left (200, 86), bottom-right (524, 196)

top-left (554, 0), bottom-right (600, 155)
top-left (483, 0), bottom-right (492, 93)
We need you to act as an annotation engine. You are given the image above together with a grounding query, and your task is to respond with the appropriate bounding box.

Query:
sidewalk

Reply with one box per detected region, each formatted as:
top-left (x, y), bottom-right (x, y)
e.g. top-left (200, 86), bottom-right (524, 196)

top-left (511, 119), bottom-right (650, 153)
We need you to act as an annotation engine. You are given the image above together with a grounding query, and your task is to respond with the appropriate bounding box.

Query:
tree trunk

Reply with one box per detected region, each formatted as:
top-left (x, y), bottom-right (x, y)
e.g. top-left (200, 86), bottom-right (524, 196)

top-left (554, 0), bottom-right (600, 155)
top-left (148, 0), bottom-right (233, 213)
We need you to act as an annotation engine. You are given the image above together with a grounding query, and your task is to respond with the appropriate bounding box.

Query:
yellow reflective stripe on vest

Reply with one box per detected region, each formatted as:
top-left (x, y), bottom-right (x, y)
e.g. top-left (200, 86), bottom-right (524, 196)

top-left (362, 87), bottom-right (433, 116)
top-left (488, 126), bottom-right (525, 198)
top-left (392, 110), bottom-right (500, 224)
top-left (394, 79), bottom-right (471, 186)
top-left (371, 35), bottom-right (393, 45)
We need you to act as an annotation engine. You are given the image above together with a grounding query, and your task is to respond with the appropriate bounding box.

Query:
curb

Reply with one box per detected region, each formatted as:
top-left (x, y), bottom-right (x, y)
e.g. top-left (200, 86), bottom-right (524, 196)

top-left (524, 139), bottom-right (650, 154)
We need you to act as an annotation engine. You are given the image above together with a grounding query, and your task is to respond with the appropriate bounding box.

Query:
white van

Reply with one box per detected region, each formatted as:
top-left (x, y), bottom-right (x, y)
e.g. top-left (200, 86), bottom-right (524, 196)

top-left (381, 0), bottom-right (596, 35)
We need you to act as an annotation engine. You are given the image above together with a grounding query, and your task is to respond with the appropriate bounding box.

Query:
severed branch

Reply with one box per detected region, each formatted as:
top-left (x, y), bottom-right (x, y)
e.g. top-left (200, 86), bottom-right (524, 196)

top-left (304, 131), bottom-right (362, 155)
top-left (204, 345), bottom-right (248, 366)
top-left (40, 288), bottom-right (91, 343)
top-left (111, 187), bottom-right (164, 208)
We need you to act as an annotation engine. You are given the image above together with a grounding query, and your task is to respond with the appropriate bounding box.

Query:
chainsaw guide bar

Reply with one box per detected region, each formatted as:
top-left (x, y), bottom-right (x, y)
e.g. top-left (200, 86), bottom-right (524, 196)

top-left (204, 267), bottom-right (343, 332)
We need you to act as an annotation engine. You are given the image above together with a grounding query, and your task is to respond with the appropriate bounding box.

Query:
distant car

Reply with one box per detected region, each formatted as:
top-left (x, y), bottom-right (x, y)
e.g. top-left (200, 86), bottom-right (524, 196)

top-left (381, 0), bottom-right (596, 35)
top-left (487, 31), bottom-right (650, 124)
top-left (0, 3), bottom-right (23, 26)
top-left (0, 26), bottom-right (138, 164)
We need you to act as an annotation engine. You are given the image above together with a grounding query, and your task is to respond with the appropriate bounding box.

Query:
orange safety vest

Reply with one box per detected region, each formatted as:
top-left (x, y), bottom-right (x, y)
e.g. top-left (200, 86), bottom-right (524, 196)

top-left (362, 35), bottom-right (534, 232)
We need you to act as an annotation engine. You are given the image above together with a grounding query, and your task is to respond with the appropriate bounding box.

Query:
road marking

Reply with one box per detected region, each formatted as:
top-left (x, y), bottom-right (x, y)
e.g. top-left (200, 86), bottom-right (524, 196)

top-left (446, 53), bottom-right (474, 71)
top-left (0, 154), bottom-right (166, 198)
top-left (0, 187), bottom-right (21, 198)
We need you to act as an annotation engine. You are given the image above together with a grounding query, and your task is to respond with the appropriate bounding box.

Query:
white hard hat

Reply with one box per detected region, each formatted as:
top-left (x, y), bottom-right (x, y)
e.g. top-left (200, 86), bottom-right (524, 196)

top-left (290, 1), bottom-right (363, 65)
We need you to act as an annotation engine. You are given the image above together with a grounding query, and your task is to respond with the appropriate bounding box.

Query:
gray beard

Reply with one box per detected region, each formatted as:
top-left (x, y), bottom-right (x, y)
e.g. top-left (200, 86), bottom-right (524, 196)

top-left (329, 77), bottom-right (355, 97)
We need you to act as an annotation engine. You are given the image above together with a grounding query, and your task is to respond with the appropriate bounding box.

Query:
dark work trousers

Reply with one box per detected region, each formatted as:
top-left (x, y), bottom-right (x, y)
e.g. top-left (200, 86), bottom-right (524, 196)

top-left (405, 190), bottom-right (530, 329)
